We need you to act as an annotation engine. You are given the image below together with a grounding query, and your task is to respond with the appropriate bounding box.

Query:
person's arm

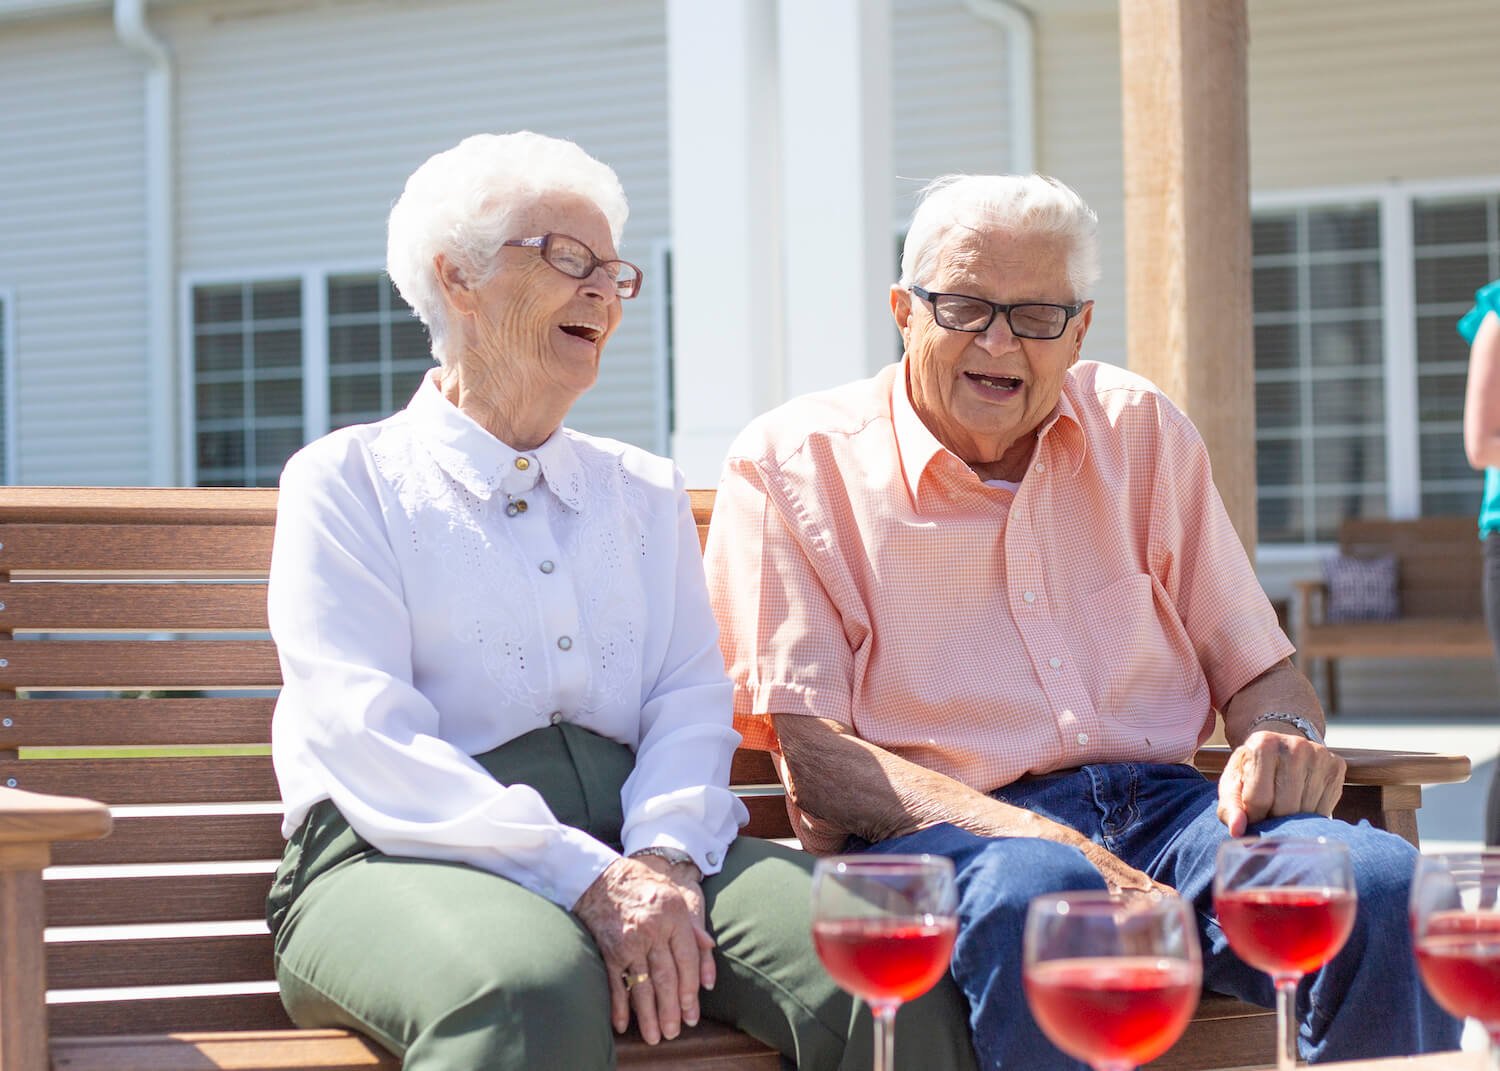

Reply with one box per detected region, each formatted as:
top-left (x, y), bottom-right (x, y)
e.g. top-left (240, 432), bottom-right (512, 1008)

top-left (1464, 311), bottom-right (1500, 469)
top-left (774, 713), bottom-right (1171, 895)
top-left (1215, 659), bottom-right (1347, 836)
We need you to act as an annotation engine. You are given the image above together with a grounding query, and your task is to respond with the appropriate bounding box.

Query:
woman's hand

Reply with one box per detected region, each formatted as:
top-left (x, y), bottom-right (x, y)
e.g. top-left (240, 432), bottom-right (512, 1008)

top-left (573, 856), bottom-right (715, 1044)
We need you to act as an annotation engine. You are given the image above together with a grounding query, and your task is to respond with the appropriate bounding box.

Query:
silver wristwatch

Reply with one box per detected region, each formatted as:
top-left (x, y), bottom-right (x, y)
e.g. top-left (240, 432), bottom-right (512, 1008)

top-left (1246, 711), bottom-right (1325, 746)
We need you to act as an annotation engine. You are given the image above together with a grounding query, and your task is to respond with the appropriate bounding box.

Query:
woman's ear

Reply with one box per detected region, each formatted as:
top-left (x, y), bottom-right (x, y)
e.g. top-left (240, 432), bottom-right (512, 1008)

top-left (435, 254), bottom-right (473, 314)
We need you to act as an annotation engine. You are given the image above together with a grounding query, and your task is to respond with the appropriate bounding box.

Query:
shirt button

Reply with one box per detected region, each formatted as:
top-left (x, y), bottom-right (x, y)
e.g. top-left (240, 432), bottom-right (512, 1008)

top-left (706, 851), bottom-right (720, 866)
top-left (515, 457), bottom-right (531, 471)
top-left (549, 711), bottom-right (563, 726)
top-left (1049, 657), bottom-right (1062, 669)
top-left (1076, 731), bottom-right (1089, 746)
top-left (557, 636), bottom-right (573, 651)
top-left (539, 560), bottom-right (555, 574)
top-left (1035, 462), bottom-right (1046, 473)
top-left (1023, 591), bottom-right (1036, 604)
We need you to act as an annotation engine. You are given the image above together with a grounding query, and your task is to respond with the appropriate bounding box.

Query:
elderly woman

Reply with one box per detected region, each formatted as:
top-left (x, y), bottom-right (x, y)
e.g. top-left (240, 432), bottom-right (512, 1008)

top-left (705, 173), bottom-right (1460, 1068)
top-left (264, 133), bottom-right (975, 1071)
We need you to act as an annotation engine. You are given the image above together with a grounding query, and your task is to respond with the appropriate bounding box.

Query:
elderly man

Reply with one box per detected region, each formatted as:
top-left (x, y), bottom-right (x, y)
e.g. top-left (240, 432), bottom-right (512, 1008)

top-left (704, 174), bottom-right (1459, 1069)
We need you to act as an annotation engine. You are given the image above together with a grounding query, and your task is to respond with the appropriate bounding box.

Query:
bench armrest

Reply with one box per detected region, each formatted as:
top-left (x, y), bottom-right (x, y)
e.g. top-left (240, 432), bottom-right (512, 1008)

top-left (0, 787), bottom-right (110, 1071)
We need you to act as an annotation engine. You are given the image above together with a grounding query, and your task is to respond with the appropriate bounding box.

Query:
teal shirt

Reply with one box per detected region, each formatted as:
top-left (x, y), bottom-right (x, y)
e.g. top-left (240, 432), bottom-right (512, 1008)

top-left (1463, 281), bottom-right (1500, 538)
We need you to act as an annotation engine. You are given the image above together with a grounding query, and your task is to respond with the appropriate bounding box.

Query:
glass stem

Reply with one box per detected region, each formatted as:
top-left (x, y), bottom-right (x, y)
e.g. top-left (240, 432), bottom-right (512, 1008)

top-left (1488, 1030), bottom-right (1500, 1071)
top-left (872, 1003), bottom-right (899, 1071)
top-left (1275, 976), bottom-right (1300, 1071)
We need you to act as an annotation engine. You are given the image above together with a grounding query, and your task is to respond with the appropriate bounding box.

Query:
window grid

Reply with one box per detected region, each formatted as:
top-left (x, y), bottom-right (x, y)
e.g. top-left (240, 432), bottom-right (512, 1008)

top-left (1254, 204), bottom-right (1387, 545)
top-left (1413, 194), bottom-right (1500, 517)
top-left (327, 273), bottom-right (431, 430)
top-left (192, 281), bottom-right (305, 488)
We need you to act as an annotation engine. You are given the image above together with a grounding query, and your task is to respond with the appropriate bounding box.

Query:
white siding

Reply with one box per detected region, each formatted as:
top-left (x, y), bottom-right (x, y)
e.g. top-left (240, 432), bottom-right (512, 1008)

top-left (1249, 0), bottom-right (1500, 192)
top-left (892, 0), bottom-right (1014, 223)
top-left (0, 14), bottom-right (153, 484)
top-left (161, 0), bottom-right (670, 452)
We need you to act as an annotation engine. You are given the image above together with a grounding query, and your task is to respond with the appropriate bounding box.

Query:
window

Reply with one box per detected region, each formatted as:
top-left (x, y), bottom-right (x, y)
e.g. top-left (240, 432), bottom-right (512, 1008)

top-left (192, 280), bottom-right (304, 488)
top-left (1413, 194), bottom-right (1500, 517)
top-left (327, 274), bottom-right (431, 429)
top-left (0, 289), bottom-right (10, 482)
top-left (1253, 184), bottom-right (1500, 547)
top-left (189, 272), bottom-right (433, 487)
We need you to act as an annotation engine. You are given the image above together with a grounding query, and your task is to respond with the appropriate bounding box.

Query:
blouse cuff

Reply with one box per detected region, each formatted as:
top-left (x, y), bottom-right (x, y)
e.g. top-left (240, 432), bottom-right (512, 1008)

top-left (545, 826), bottom-right (622, 910)
top-left (623, 817), bottom-right (736, 878)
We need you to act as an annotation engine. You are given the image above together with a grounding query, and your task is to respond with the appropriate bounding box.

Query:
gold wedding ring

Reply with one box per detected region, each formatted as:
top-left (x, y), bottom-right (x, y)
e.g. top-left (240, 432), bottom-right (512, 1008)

top-left (622, 970), bottom-right (650, 990)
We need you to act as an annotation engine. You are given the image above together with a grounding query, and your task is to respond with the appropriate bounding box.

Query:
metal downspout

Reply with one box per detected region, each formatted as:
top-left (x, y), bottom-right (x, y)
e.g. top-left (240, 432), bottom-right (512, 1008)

top-left (961, 0), bottom-right (1036, 174)
top-left (115, 0), bottom-right (177, 485)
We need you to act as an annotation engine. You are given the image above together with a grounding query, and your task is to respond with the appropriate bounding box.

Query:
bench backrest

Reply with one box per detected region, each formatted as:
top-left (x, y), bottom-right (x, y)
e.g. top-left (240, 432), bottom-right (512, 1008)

top-left (1338, 515), bottom-right (1482, 619)
top-left (0, 486), bottom-right (788, 1038)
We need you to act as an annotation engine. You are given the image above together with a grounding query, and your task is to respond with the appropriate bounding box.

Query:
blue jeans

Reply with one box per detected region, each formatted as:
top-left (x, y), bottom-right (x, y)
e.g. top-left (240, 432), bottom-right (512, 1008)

top-left (854, 762), bottom-right (1461, 1070)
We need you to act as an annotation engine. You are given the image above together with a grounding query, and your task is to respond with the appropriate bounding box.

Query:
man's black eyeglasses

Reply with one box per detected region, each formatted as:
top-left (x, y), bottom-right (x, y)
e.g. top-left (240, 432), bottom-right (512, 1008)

top-left (910, 284), bottom-right (1084, 340)
top-left (502, 233), bottom-right (643, 299)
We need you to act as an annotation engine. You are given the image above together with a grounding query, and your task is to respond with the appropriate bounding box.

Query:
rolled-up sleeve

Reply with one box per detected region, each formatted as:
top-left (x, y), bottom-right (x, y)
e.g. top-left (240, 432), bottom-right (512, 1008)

top-left (270, 448), bottom-right (618, 909)
top-left (619, 470), bottom-right (748, 875)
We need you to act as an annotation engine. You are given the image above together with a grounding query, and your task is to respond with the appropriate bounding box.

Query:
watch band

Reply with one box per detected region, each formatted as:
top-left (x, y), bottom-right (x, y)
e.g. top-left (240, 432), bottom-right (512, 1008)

top-left (1246, 710), bottom-right (1325, 746)
top-left (630, 846), bottom-right (701, 875)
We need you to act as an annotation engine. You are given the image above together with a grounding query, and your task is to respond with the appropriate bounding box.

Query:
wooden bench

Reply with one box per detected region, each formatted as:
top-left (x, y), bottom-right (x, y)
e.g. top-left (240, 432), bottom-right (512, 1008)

top-left (0, 486), bottom-right (1471, 1071)
top-left (1292, 516), bottom-right (1492, 714)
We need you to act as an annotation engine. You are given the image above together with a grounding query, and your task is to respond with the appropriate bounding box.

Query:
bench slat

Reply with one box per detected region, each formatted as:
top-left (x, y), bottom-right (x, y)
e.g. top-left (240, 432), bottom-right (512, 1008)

top-left (0, 640), bottom-right (281, 690)
top-left (47, 871), bottom-right (273, 927)
top-left (49, 992), bottom-right (294, 1037)
top-left (47, 933), bottom-right (273, 988)
top-left (730, 749), bottom-right (777, 785)
top-left (1, 756), bottom-right (277, 804)
top-left (0, 582), bottom-right (269, 632)
top-left (51, 811), bottom-right (285, 866)
top-left (0, 487), bottom-right (279, 527)
top-left (2, 698), bottom-right (275, 748)
top-left (50, 1029), bottom-right (395, 1070)
top-left (0, 525), bottom-right (274, 575)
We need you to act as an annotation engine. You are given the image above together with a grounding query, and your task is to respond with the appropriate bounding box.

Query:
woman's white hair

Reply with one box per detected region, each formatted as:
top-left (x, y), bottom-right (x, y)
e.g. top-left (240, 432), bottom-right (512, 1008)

top-left (386, 131), bottom-right (629, 354)
top-left (898, 174), bottom-right (1100, 299)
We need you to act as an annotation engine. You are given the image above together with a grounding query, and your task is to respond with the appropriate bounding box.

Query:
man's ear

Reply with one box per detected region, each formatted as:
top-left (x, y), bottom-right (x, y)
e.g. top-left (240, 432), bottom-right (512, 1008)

top-left (890, 284), bottom-right (912, 334)
top-left (1069, 300), bottom-right (1094, 366)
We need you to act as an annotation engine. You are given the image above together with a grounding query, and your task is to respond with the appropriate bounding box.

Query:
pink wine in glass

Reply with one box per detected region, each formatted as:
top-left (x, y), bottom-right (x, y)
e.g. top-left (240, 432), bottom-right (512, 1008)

top-left (1413, 909), bottom-right (1500, 1028)
top-left (1215, 887), bottom-right (1357, 975)
top-left (812, 916), bottom-right (959, 1005)
top-left (1023, 956), bottom-right (1199, 1068)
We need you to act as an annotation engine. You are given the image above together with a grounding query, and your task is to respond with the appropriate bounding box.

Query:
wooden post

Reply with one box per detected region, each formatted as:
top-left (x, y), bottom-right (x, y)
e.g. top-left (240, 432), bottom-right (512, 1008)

top-left (0, 843), bottom-right (48, 1071)
top-left (1120, 0), bottom-right (1256, 555)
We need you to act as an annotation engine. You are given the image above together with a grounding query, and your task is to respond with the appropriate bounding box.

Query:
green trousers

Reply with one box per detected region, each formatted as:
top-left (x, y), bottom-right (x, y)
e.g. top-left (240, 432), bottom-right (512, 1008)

top-left (267, 724), bottom-right (977, 1070)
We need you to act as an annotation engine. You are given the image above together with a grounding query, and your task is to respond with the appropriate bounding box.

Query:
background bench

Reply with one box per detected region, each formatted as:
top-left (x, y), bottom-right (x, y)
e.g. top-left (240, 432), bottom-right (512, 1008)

top-left (0, 486), bottom-right (1471, 1071)
top-left (1292, 516), bottom-right (1491, 713)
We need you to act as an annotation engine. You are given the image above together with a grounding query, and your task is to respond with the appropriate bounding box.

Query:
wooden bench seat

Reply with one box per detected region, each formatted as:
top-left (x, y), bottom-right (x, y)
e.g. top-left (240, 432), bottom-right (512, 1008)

top-left (1293, 516), bottom-right (1490, 713)
top-left (0, 487), bottom-right (1472, 1071)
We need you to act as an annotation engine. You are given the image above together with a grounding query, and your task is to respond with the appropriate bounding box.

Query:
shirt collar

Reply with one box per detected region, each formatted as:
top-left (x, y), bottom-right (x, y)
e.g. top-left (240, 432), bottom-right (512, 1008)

top-left (403, 370), bottom-right (586, 511)
top-left (889, 359), bottom-right (1088, 507)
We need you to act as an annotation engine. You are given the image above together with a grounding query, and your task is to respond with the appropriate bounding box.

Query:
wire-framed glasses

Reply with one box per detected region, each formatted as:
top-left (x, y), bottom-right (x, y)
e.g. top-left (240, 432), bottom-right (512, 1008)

top-left (911, 284), bottom-right (1084, 339)
top-left (502, 233), bottom-right (643, 299)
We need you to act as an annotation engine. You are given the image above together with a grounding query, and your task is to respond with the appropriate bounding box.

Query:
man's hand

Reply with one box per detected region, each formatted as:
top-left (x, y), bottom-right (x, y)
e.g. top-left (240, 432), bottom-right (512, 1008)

top-left (1216, 728), bottom-right (1347, 836)
top-left (573, 857), bottom-right (716, 1045)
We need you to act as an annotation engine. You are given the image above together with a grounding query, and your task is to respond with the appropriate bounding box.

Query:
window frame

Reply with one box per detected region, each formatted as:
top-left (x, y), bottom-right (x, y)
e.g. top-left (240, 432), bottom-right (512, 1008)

top-left (1252, 175), bottom-right (1500, 575)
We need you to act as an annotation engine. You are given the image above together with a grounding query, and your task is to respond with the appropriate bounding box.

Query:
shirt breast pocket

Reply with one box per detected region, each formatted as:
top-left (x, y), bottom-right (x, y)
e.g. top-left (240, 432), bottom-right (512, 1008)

top-left (1069, 573), bottom-right (1208, 728)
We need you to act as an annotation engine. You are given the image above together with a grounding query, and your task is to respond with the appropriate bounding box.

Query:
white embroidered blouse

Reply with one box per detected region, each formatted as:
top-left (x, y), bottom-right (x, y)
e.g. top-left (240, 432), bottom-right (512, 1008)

top-left (269, 372), bottom-right (747, 909)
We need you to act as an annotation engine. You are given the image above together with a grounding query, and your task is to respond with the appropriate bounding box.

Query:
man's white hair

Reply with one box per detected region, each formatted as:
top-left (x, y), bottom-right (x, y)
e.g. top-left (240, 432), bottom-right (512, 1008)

top-left (898, 174), bottom-right (1100, 300)
top-left (386, 131), bottom-right (629, 355)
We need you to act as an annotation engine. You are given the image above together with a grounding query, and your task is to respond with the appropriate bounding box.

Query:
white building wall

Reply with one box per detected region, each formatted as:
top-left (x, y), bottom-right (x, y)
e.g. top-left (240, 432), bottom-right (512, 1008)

top-left (0, 14), bottom-right (153, 484)
top-left (162, 0), bottom-right (670, 455)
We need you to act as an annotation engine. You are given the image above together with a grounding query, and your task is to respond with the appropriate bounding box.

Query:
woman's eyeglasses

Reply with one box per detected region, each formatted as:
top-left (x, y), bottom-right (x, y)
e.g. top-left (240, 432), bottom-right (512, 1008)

top-left (910, 284), bottom-right (1084, 340)
top-left (502, 233), bottom-right (643, 299)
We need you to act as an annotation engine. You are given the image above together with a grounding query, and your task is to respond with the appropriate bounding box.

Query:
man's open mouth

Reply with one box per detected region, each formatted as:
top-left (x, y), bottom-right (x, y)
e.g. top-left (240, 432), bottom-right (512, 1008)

top-left (966, 372), bottom-right (1022, 391)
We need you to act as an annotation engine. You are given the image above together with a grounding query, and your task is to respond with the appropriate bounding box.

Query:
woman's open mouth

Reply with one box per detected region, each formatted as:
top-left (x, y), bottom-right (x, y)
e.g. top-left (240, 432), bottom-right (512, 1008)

top-left (559, 322), bottom-right (604, 343)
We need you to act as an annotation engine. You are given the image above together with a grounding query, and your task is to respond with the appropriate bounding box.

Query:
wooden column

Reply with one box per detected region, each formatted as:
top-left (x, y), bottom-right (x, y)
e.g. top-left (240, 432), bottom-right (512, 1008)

top-left (0, 843), bottom-right (48, 1071)
top-left (1120, 0), bottom-right (1256, 554)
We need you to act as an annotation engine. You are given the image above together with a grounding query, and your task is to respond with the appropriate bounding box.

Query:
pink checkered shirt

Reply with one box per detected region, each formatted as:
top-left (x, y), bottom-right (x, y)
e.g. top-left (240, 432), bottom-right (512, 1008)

top-left (705, 359), bottom-right (1293, 854)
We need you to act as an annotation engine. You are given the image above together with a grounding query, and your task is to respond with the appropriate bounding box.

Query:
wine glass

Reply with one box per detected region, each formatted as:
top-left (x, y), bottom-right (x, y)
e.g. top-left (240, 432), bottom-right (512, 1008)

top-left (1214, 837), bottom-right (1357, 1071)
top-left (811, 855), bottom-right (958, 1071)
top-left (1023, 891), bottom-right (1202, 1071)
top-left (1410, 851), bottom-right (1500, 1069)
